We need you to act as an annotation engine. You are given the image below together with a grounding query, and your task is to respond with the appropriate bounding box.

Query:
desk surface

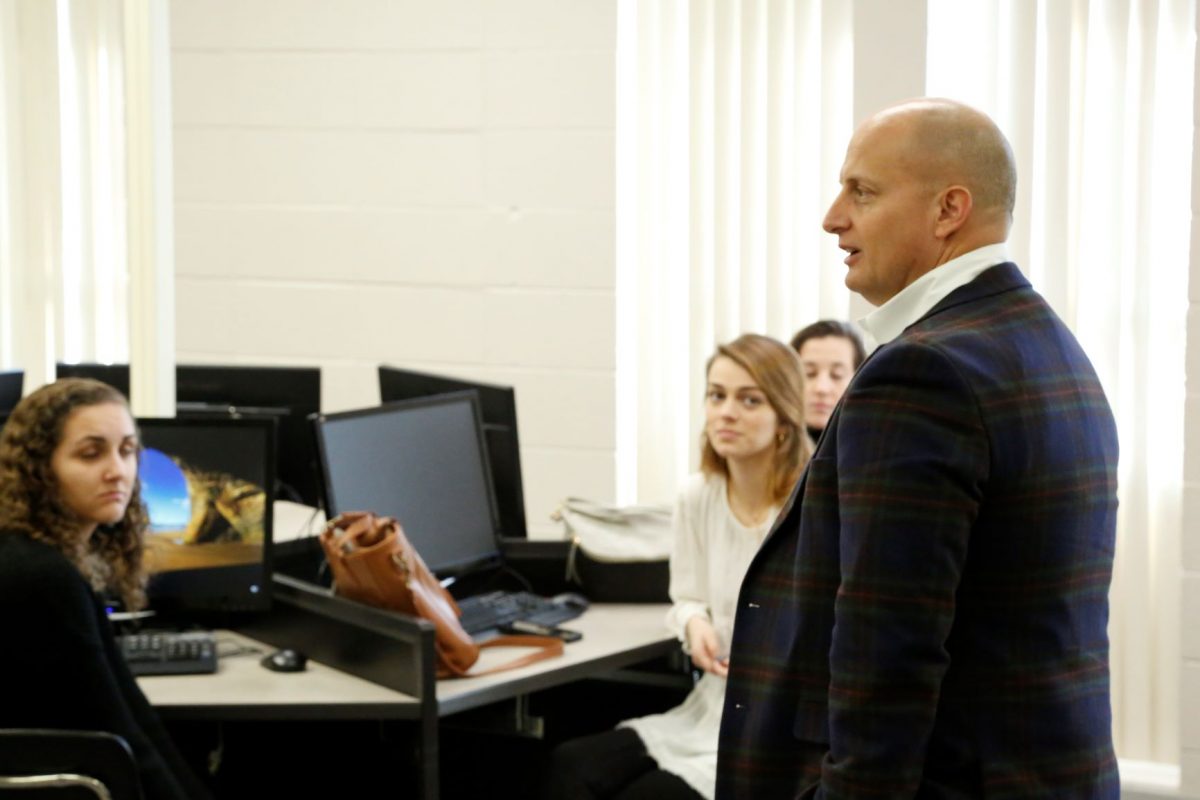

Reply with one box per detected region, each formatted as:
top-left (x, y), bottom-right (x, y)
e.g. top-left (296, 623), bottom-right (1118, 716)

top-left (438, 603), bottom-right (674, 715)
top-left (142, 604), bottom-right (674, 721)
top-left (139, 630), bottom-right (418, 720)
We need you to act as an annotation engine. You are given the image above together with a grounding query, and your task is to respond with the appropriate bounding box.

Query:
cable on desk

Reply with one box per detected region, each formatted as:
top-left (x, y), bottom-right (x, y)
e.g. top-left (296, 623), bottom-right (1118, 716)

top-left (213, 634), bottom-right (264, 660)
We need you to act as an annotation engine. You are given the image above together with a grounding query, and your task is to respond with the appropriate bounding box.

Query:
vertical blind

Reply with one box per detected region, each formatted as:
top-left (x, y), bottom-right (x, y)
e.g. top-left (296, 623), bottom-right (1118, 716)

top-left (616, 0), bottom-right (854, 506)
top-left (619, 0), bottom-right (1195, 767)
top-left (926, 0), bottom-right (1193, 765)
top-left (0, 0), bottom-right (131, 379)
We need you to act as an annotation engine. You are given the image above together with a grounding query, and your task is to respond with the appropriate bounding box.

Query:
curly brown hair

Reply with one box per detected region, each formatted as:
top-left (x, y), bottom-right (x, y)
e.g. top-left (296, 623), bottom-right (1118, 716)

top-left (699, 334), bottom-right (813, 504)
top-left (0, 378), bottom-right (148, 610)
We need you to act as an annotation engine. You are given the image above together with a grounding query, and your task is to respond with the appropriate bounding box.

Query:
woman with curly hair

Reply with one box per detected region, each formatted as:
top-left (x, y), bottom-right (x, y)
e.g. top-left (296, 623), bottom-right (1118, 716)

top-left (0, 378), bottom-right (210, 800)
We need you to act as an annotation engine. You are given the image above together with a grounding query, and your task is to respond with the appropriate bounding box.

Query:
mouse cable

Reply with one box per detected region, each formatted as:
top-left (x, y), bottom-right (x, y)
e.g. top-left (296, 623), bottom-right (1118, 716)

top-left (499, 562), bottom-right (533, 593)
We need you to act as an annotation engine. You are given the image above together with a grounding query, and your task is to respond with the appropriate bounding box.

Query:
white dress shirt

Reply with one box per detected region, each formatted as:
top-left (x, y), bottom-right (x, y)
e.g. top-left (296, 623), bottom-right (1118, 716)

top-left (859, 243), bottom-right (1010, 348)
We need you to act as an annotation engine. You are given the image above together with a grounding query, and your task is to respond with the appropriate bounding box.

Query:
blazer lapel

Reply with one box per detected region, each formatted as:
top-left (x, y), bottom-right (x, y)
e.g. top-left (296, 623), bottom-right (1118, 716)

top-left (912, 261), bottom-right (1030, 326)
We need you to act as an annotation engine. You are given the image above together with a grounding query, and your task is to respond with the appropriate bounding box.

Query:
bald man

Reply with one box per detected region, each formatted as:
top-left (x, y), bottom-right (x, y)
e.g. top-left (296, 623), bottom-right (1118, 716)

top-left (716, 99), bottom-right (1119, 799)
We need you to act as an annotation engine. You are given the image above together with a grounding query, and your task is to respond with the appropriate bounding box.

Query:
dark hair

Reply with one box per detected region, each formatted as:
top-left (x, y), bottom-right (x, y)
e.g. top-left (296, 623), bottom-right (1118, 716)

top-left (699, 334), bottom-right (812, 504)
top-left (790, 319), bottom-right (866, 368)
top-left (0, 378), bottom-right (148, 610)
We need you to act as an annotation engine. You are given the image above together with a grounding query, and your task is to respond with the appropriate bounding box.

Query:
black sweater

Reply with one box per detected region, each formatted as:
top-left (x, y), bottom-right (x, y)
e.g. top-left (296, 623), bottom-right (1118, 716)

top-left (0, 532), bottom-right (211, 800)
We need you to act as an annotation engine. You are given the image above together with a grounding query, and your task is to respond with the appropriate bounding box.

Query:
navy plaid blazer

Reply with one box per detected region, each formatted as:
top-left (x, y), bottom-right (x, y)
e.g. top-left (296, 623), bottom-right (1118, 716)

top-left (716, 263), bottom-right (1120, 799)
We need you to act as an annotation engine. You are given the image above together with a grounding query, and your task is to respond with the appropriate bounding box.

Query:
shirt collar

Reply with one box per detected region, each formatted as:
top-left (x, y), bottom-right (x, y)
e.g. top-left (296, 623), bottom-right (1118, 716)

top-left (858, 243), bottom-right (1009, 347)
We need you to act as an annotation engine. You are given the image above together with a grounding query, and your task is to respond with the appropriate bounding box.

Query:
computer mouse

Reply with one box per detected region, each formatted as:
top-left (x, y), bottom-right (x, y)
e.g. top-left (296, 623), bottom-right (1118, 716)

top-left (261, 648), bottom-right (308, 673)
top-left (550, 592), bottom-right (590, 612)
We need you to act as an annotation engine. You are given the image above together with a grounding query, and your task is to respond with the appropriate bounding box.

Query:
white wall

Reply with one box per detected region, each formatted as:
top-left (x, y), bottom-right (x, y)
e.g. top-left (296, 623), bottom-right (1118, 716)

top-left (169, 0), bottom-right (617, 537)
top-left (1183, 4), bottom-right (1200, 788)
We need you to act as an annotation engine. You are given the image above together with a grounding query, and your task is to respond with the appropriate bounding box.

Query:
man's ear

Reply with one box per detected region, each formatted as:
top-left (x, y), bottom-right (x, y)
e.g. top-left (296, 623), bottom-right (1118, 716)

top-left (933, 185), bottom-right (972, 239)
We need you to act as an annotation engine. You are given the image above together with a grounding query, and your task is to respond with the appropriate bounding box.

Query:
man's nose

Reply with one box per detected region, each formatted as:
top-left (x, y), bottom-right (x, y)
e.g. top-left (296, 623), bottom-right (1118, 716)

top-left (823, 196), bottom-right (847, 233)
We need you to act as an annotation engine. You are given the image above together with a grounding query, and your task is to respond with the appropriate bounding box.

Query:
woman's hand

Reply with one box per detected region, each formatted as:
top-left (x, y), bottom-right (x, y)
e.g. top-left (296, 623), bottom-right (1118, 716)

top-left (685, 615), bottom-right (729, 677)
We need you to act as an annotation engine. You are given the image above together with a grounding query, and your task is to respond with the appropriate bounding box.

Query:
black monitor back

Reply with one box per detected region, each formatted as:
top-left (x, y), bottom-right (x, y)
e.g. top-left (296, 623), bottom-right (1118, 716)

top-left (378, 365), bottom-right (528, 539)
top-left (313, 392), bottom-right (503, 576)
top-left (56, 363), bottom-right (130, 397)
top-left (136, 416), bottom-right (275, 623)
top-left (0, 370), bottom-right (22, 412)
top-left (176, 364), bottom-right (322, 508)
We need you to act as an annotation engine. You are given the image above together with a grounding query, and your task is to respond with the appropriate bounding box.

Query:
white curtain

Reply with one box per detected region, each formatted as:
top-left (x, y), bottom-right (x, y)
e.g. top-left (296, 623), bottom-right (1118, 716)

top-left (620, 0), bottom-right (1193, 768)
top-left (0, 0), bottom-right (132, 383)
top-left (616, 0), bottom-right (855, 505)
top-left (926, 0), bottom-right (1194, 765)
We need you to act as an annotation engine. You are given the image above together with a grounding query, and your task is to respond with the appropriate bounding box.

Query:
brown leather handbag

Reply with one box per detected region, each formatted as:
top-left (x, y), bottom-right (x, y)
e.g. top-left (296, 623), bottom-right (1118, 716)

top-left (318, 511), bottom-right (563, 678)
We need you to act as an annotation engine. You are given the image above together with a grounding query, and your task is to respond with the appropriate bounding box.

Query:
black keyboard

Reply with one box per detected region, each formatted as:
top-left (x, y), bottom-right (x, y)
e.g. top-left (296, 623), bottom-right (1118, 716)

top-left (120, 631), bottom-right (218, 676)
top-left (455, 591), bottom-right (581, 635)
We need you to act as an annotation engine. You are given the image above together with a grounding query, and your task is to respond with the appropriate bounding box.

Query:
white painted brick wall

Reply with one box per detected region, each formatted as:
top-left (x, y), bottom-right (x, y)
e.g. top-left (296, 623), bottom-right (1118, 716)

top-left (170, 0), bottom-right (617, 538)
top-left (1185, 578), bottom-right (1200, 793)
top-left (173, 53), bottom-right (483, 129)
top-left (1185, 658), bottom-right (1200, 793)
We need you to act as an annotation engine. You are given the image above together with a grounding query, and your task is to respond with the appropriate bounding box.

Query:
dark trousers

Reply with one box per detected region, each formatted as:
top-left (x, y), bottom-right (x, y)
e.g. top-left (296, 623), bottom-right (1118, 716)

top-left (542, 727), bottom-right (705, 800)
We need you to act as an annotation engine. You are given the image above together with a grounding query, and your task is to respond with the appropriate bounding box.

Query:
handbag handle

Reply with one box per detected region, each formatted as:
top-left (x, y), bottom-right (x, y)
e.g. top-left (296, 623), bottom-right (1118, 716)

top-left (437, 634), bottom-right (564, 679)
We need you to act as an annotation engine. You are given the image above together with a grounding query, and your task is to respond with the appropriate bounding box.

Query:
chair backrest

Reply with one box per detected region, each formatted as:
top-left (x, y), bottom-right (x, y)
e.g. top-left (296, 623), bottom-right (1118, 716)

top-left (0, 729), bottom-right (142, 800)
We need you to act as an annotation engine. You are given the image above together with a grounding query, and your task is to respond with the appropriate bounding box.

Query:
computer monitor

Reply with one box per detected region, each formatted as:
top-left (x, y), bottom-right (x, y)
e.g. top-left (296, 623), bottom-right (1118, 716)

top-left (54, 362), bottom-right (321, 507)
top-left (0, 370), bottom-right (22, 412)
top-left (313, 392), bottom-right (502, 576)
top-left (136, 417), bottom-right (275, 619)
top-left (175, 365), bottom-right (322, 508)
top-left (378, 366), bottom-right (528, 539)
top-left (55, 363), bottom-right (130, 397)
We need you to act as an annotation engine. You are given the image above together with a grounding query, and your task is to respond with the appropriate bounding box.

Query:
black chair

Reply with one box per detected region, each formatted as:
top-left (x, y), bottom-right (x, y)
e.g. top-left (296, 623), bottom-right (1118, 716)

top-left (0, 729), bottom-right (141, 799)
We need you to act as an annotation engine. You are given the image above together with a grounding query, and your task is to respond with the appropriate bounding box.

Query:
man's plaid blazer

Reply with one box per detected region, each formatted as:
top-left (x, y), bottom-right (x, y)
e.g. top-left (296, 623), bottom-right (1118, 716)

top-left (716, 263), bottom-right (1120, 799)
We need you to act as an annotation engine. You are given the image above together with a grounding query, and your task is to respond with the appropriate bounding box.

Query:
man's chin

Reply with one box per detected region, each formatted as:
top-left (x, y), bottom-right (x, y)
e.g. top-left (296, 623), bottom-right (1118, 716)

top-left (844, 272), bottom-right (870, 303)
top-left (844, 273), bottom-right (890, 306)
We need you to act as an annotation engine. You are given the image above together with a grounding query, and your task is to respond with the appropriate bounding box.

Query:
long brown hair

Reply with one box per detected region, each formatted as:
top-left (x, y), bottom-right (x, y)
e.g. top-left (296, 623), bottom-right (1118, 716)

top-left (0, 378), bottom-right (148, 610)
top-left (699, 334), bottom-right (812, 504)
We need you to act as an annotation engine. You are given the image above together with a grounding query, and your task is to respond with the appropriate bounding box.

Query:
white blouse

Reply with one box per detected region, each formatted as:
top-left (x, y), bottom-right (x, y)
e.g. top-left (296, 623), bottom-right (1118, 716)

top-left (620, 472), bottom-right (775, 800)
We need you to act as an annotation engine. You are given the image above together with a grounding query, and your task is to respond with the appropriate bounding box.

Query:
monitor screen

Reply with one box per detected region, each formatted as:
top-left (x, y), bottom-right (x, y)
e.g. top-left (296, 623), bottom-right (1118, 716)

top-left (314, 392), bottom-right (502, 576)
top-left (176, 364), bottom-right (322, 509)
top-left (56, 363), bottom-right (130, 397)
top-left (378, 366), bottom-right (527, 539)
top-left (136, 417), bottom-right (275, 617)
top-left (0, 370), bottom-right (22, 412)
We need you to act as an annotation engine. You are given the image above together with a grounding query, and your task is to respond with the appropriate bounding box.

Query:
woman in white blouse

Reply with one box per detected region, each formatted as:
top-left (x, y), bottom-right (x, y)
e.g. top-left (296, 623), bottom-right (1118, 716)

top-left (544, 334), bottom-right (811, 800)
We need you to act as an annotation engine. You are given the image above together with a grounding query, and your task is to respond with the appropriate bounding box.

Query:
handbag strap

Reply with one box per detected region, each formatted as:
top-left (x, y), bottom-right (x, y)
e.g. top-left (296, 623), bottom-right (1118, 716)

top-left (437, 634), bottom-right (564, 679)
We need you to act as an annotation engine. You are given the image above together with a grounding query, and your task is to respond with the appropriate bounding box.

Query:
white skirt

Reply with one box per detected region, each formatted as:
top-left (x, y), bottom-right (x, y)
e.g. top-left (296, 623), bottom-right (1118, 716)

top-left (619, 671), bottom-right (725, 800)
